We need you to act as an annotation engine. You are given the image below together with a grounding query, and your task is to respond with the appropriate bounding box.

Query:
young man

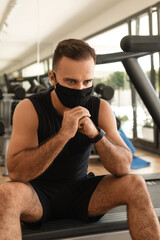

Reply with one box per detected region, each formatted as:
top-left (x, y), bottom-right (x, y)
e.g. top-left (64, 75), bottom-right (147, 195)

top-left (2, 39), bottom-right (159, 240)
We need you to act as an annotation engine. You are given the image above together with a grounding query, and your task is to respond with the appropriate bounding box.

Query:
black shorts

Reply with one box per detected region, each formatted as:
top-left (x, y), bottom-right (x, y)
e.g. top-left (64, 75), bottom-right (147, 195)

top-left (23, 173), bottom-right (105, 228)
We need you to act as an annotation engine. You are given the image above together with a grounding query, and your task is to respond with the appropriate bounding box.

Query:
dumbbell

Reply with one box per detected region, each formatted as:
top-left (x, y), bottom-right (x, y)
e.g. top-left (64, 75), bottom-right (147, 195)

top-left (28, 84), bottom-right (47, 94)
top-left (8, 84), bottom-right (26, 100)
top-left (4, 74), bottom-right (26, 100)
top-left (101, 85), bottom-right (114, 101)
top-left (95, 83), bottom-right (105, 94)
top-left (95, 83), bottom-right (114, 101)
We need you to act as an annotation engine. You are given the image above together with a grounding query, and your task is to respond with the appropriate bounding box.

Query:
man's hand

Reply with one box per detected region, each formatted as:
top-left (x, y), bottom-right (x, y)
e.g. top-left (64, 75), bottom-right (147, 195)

top-left (78, 116), bottom-right (99, 138)
top-left (60, 106), bottom-right (91, 139)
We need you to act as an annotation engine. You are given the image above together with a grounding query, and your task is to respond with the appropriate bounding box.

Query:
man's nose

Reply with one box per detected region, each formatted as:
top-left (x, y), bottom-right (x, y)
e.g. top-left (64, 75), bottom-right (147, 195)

top-left (76, 83), bottom-right (83, 90)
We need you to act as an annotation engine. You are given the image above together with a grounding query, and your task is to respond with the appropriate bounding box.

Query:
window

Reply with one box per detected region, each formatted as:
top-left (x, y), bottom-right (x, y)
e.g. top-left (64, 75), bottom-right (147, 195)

top-left (139, 13), bottom-right (149, 35)
top-left (136, 55), bottom-right (154, 142)
top-left (86, 24), bottom-right (133, 138)
top-left (8, 2), bottom-right (160, 152)
top-left (86, 3), bottom-right (160, 152)
top-left (22, 62), bottom-right (45, 77)
top-left (86, 24), bottom-right (128, 54)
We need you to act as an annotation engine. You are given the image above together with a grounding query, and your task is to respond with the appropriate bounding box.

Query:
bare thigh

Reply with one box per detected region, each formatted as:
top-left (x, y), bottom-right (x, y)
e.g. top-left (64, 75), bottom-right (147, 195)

top-left (20, 183), bottom-right (43, 222)
top-left (0, 181), bottom-right (43, 223)
top-left (88, 174), bottom-right (148, 216)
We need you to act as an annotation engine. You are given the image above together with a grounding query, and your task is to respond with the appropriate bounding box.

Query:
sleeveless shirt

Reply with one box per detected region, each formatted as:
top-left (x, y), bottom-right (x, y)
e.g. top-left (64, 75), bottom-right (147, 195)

top-left (27, 88), bottom-right (100, 184)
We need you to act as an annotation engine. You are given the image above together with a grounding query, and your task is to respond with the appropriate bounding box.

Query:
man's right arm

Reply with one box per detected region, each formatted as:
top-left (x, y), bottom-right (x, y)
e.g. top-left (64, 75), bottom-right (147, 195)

top-left (7, 99), bottom-right (90, 183)
top-left (7, 99), bottom-right (71, 183)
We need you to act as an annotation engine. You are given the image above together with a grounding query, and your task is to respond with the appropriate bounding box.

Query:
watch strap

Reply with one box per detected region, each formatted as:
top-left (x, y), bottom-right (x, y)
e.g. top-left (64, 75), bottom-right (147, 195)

top-left (90, 127), bottom-right (105, 143)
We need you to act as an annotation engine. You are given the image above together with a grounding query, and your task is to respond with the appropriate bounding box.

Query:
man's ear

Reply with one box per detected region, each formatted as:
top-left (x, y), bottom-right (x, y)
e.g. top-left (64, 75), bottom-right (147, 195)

top-left (49, 71), bottom-right (56, 86)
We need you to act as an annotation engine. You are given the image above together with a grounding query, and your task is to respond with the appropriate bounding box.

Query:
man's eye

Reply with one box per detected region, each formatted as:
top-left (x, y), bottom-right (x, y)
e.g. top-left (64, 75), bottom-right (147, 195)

top-left (85, 80), bottom-right (92, 84)
top-left (68, 80), bottom-right (76, 84)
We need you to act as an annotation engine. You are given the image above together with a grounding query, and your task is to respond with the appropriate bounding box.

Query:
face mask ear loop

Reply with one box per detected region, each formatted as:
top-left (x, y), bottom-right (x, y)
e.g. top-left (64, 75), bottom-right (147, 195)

top-left (54, 72), bottom-right (57, 83)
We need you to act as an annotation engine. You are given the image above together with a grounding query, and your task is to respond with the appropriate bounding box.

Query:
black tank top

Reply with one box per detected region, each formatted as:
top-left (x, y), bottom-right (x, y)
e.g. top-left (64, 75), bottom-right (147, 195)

top-left (27, 88), bottom-right (100, 184)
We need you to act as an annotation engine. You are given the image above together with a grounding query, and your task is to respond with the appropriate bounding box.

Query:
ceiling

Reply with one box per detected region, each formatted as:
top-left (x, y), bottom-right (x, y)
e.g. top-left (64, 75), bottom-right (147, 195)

top-left (0, 0), bottom-right (121, 75)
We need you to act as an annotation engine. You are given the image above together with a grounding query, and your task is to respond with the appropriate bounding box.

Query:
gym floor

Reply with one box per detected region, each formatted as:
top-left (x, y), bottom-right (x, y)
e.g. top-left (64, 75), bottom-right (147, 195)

top-left (0, 148), bottom-right (160, 184)
top-left (88, 148), bottom-right (160, 176)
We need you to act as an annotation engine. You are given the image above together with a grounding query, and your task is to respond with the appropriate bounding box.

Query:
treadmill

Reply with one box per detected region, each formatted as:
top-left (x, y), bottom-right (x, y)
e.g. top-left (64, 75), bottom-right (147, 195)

top-left (22, 36), bottom-right (160, 239)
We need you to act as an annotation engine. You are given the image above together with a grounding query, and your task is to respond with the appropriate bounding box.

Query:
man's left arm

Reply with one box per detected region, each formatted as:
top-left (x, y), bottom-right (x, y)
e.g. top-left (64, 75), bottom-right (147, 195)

top-left (94, 99), bottom-right (132, 176)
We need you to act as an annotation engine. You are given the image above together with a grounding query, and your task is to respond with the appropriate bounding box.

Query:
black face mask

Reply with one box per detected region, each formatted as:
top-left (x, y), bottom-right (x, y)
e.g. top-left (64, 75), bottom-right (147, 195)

top-left (55, 83), bottom-right (93, 108)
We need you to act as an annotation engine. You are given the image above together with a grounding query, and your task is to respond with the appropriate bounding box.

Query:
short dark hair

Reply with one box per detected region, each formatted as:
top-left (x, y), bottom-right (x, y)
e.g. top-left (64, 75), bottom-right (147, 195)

top-left (52, 39), bottom-right (96, 70)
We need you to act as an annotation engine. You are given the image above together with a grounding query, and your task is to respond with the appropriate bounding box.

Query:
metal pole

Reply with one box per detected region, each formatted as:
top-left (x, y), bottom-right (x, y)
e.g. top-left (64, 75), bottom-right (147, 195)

top-left (122, 58), bottom-right (160, 129)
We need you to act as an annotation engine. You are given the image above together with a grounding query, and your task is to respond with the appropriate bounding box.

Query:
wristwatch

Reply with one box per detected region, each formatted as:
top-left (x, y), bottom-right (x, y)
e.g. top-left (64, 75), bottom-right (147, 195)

top-left (90, 127), bottom-right (106, 143)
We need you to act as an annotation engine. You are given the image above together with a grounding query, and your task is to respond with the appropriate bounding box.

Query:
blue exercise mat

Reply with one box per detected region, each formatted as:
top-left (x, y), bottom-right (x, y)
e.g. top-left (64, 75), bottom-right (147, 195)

top-left (119, 126), bottom-right (150, 169)
top-left (131, 155), bottom-right (150, 169)
top-left (119, 127), bottom-right (135, 154)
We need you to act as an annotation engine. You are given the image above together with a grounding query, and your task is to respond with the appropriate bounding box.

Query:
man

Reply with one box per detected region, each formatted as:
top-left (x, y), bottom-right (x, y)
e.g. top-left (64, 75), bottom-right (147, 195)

top-left (1, 39), bottom-right (159, 240)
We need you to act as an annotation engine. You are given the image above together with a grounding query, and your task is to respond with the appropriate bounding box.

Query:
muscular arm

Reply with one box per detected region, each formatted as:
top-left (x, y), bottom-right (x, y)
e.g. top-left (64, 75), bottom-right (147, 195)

top-left (7, 99), bottom-right (90, 183)
top-left (79, 99), bottom-right (132, 176)
top-left (7, 99), bottom-right (70, 183)
top-left (95, 99), bottom-right (132, 176)
top-left (8, 131), bottom-right (70, 183)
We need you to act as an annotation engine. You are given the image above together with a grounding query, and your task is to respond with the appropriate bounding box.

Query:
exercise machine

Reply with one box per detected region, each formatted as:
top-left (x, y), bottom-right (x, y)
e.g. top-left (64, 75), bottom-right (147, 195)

top-left (27, 78), bottom-right (48, 94)
top-left (4, 74), bottom-right (26, 100)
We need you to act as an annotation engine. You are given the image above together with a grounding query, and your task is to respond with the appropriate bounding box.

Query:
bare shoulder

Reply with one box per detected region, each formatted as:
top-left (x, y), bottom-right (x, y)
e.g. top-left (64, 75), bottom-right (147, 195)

top-left (13, 99), bottom-right (38, 131)
top-left (7, 98), bottom-right (39, 158)
top-left (98, 98), bottom-right (130, 148)
top-left (99, 98), bottom-right (112, 112)
top-left (98, 98), bottom-right (117, 132)
top-left (13, 98), bottom-right (38, 130)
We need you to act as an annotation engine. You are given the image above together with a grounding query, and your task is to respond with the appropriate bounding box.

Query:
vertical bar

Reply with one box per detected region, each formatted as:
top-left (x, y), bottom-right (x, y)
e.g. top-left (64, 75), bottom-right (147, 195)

top-left (130, 82), bottom-right (137, 138)
top-left (128, 19), bottom-right (137, 139)
top-left (157, 3), bottom-right (160, 150)
top-left (128, 20), bottom-right (131, 35)
top-left (157, 4), bottom-right (160, 98)
top-left (149, 7), bottom-right (156, 88)
top-left (136, 17), bottom-right (140, 35)
top-left (149, 6), bottom-right (157, 144)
